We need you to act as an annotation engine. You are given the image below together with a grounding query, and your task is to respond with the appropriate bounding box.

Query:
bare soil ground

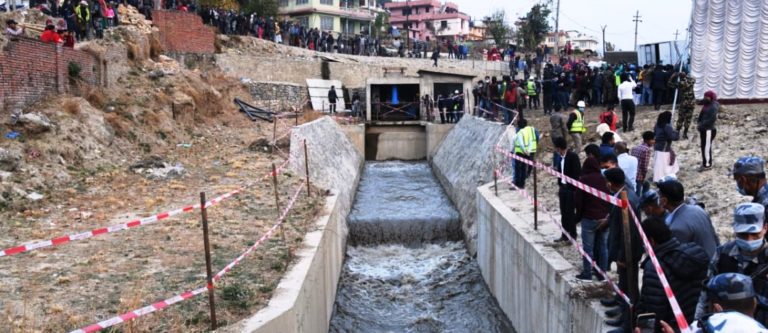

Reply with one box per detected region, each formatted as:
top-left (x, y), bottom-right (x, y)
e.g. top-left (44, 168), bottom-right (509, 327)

top-left (0, 39), bottom-right (325, 331)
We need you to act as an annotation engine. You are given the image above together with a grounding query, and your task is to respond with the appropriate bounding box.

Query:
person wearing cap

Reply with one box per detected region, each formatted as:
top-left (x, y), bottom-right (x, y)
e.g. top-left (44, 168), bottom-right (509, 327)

top-left (692, 273), bottom-right (768, 332)
top-left (733, 156), bottom-right (768, 214)
top-left (74, 0), bottom-right (90, 41)
top-left (567, 101), bottom-right (587, 153)
top-left (639, 190), bottom-right (667, 220)
top-left (697, 90), bottom-right (719, 171)
top-left (635, 217), bottom-right (709, 332)
top-left (695, 203), bottom-right (768, 326)
top-left (601, 167), bottom-right (644, 331)
top-left (5, 19), bottom-right (24, 41)
top-left (656, 178), bottom-right (719, 258)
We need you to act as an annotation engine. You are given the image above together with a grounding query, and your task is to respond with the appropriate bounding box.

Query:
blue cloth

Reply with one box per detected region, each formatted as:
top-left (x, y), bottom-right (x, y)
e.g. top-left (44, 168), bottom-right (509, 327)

top-left (581, 218), bottom-right (609, 278)
top-left (4, 131), bottom-right (20, 139)
top-left (599, 144), bottom-right (614, 157)
top-left (665, 204), bottom-right (720, 258)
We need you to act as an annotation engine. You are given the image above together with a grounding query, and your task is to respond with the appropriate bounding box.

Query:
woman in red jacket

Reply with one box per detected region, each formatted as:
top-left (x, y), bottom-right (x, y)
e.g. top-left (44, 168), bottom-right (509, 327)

top-left (599, 105), bottom-right (618, 131)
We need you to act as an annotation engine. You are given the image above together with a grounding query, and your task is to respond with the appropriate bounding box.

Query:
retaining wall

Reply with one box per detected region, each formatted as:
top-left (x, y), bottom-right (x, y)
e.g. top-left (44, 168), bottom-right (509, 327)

top-left (152, 10), bottom-right (216, 54)
top-left (476, 183), bottom-right (609, 333)
top-left (247, 81), bottom-right (309, 111)
top-left (0, 38), bottom-right (102, 111)
top-left (431, 116), bottom-right (507, 255)
top-left (222, 116), bottom-right (363, 333)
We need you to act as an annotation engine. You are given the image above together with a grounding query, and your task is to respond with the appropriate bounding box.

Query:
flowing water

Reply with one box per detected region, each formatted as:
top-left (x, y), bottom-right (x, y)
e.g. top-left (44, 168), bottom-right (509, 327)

top-left (329, 161), bottom-right (513, 333)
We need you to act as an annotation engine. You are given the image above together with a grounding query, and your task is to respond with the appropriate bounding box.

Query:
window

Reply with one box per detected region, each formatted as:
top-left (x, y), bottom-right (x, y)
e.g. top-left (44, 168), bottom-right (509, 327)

top-left (320, 0), bottom-right (333, 5)
top-left (440, 20), bottom-right (447, 29)
top-left (295, 0), bottom-right (307, 4)
top-left (321, 16), bottom-right (334, 31)
top-left (297, 16), bottom-right (309, 28)
top-left (425, 6), bottom-right (429, 13)
top-left (279, 0), bottom-right (288, 6)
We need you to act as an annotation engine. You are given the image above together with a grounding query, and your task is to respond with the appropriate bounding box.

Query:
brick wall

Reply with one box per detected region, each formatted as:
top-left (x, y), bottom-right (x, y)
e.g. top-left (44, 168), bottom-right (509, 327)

top-left (0, 38), bottom-right (101, 111)
top-left (153, 10), bottom-right (215, 54)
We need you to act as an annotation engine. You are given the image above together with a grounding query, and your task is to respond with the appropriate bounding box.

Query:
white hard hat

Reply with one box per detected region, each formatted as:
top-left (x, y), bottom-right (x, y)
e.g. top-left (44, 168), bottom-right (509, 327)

top-left (454, 90), bottom-right (459, 94)
top-left (577, 101), bottom-right (586, 108)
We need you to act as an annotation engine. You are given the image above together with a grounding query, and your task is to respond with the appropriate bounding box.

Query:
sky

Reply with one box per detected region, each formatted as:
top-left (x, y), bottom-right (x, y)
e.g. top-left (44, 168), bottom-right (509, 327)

top-left (448, 0), bottom-right (693, 51)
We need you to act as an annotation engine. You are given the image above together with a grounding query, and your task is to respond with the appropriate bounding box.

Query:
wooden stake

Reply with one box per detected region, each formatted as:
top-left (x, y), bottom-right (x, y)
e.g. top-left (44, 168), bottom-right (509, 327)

top-left (621, 190), bottom-right (636, 327)
top-left (271, 163), bottom-right (284, 243)
top-left (199, 192), bottom-right (217, 330)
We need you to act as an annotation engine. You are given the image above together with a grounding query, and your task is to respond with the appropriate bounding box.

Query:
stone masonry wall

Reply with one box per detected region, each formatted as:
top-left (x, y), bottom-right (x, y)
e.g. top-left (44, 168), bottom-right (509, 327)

top-left (0, 38), bottom-right (101, 111)
top-left (248, 81), bottom-right (309, 111)
top-left (431, 115), bottom-right (507, 255)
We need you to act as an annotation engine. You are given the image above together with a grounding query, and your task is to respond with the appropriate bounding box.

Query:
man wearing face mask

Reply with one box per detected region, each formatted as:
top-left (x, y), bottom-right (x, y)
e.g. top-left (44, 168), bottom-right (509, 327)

top-left (695, 203), bottom-right (768, 326)
top-left (656, 177), bottom-right (720, 258)
top-left (567, 101), bottom-right (588, 153)
top-left (733, 156), bottom-right (768, 215)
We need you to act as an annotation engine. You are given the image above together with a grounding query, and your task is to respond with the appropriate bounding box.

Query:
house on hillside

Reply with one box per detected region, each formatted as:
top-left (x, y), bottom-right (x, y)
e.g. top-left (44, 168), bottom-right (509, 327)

top-left (278, 0), bottom-right (385, 35)
top-left (384, 0), bottom-right (470, 42)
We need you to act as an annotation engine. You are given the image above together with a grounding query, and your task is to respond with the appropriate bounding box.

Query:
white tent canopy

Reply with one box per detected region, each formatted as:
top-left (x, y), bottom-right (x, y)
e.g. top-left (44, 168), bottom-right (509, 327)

top-left (691, 0), bottom-right (768, 100)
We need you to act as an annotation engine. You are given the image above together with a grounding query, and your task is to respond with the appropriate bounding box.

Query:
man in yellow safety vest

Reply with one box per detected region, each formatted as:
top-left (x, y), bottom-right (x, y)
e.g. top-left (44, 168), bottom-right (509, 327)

top-left (567, 100), bottom-right (588, 153)
top-left (513, 118), bottom-right (539, 188)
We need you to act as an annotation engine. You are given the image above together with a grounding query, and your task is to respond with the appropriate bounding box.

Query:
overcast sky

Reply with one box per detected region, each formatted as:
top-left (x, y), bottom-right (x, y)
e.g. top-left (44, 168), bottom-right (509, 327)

top-left (449, 0), bottom-right (693, 51)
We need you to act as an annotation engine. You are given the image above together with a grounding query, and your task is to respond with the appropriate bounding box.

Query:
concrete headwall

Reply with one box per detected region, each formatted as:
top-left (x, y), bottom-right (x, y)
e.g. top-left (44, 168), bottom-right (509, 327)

top-left (425, 123), bottom-right (454, 161)
top-left (476, 183), bottom-right (609, 333)
top-left (365, 126), bottom-right (426, 161)
top-left (431, 116), bottom-right (506, 255)
top-left (223, 116), bottom-right (363, 333)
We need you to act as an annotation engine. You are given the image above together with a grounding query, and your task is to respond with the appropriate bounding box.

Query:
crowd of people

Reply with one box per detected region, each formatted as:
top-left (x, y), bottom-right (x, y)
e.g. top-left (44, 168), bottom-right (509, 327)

top-left (505, 68), bottom-right (768, 331)
top-left (4, 0), bottom-right (122, 46)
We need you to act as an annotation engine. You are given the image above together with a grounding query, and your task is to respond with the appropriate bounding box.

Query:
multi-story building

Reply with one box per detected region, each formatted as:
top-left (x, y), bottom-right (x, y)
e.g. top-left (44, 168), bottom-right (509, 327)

top-left (543, 30), bottom-right (600, 53)
top-left (384, 0), bottom-right (470, 41)
top-left (278, 0), bottom-right (384, 35)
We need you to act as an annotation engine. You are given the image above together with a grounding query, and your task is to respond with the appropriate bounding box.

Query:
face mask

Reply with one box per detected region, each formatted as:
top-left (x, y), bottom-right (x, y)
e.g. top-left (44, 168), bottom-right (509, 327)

top-left (735, 238), bottom-right (764, 252)
top-left (600, 168), bottom-right (606, 176)
top-left (578, 107), bottom-right (585, 112)
top-left (737, 183), bottom-right (748, 196)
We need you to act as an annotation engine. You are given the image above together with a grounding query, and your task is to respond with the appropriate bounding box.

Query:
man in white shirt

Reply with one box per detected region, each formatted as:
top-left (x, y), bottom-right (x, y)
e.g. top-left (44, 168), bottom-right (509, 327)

top-left (615, 142), bottom-right (638, 192)
top-left (617, 73), bottom-right (637, 132)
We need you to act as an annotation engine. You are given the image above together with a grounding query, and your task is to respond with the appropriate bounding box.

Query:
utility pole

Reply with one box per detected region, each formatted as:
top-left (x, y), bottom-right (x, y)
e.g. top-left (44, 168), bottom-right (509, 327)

top-left (554, 0), bottom-right (561, 57)
top-left (633, 10), bottom-right (642, 51)
top-left (673, 29), bottom-right (680, 41)
top-left (345, 0), bottom-right (349, 36)
top-left (601, 25), bottom-right (607, 57)
top-left (405, 0), bottom-right (411, 50)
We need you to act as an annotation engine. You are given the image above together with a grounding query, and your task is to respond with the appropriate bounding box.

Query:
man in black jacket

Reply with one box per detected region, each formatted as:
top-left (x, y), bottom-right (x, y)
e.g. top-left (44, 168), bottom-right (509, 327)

top-left (601, 168), bottom-right (644, 332)
top-left (698, 90), bottom-right (719, 171)
top-left (554, 137), bottom-right (581, 241)
top-left (635, 217), bottom-right (709, 331)
top-left (328, 86), bottom-right (338, 114)
top-left (651, 65), bottom-right (668, 111)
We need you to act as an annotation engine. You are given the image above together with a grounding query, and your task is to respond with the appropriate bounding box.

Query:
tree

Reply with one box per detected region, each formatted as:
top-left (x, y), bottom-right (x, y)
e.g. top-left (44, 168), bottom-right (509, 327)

top-left (238, 0), bottom-right (279, 16)
top-left (485, 10), bottom-right (511, 46)
top-left (605, 42), bottom-right (616, 52)
top-left (372, 12), bottom-right (389, 38)
top-left (516, 4), bottom-right (551, 51)
top-left (199, 0), bottom-right (240, 11)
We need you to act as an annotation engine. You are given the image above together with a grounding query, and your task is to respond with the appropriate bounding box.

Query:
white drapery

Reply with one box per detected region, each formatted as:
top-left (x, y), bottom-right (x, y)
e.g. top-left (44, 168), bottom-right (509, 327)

top-left (691, 0), bottom-right (768, 99)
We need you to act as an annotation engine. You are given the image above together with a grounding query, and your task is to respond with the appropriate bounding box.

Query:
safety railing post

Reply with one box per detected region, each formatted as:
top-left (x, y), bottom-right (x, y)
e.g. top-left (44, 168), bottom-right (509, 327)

top-left (271, 163), bottom-right (285, 244)
top-left (621, 190), bottom-right (636, 327)
top-left (304, 140), bottom-right (311, 198)
top-left (199, 192), bottom-right (217, 330)
top-left (533, 162), bottom-right (538, 230)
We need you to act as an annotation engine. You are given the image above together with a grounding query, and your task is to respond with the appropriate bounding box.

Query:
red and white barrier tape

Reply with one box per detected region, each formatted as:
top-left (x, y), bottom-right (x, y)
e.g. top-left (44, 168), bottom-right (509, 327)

top-left (71, 285), bottom-right (210, 333)
top-left (213, 183), bottom-right (305, 282)
top-left (71, 183), bottom-right (306, 333)
top-left (628, 207), bottom-right (691, 332)
top-left (1, 158), bottom-right (292, 258)
top-left (500, 176), bottom-right (632, 306)
top-left (496, 147), bottom-right (628, 209)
